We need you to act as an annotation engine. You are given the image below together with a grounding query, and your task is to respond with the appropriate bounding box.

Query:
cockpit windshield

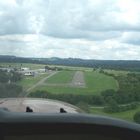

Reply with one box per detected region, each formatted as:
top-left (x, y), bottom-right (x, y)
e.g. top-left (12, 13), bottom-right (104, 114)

top-left (0, 0), bottom-right (140, 124)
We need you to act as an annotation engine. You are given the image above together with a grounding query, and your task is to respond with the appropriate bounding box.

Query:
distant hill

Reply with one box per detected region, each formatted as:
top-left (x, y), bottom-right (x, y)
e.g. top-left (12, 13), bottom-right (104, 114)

top-left (0, 55), bottom-right (140, 71)
top-left (0, 55), bottom-right (16, 58)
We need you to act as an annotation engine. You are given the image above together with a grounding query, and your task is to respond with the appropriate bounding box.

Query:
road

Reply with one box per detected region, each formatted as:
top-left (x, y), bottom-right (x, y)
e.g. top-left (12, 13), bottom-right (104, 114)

top-left (18, 71), bottom-right (58, 97)
top-left (26, 71), bottom-right (58, 94)
top-left (17, 71), bottom-right (59, 109)
top-left (90, 102), bottom-right (140, 109)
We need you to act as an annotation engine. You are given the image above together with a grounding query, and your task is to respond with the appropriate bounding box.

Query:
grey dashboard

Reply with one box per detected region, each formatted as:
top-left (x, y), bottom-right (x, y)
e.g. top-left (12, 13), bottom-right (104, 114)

top-left (0, 108), bottom-right (140, 140)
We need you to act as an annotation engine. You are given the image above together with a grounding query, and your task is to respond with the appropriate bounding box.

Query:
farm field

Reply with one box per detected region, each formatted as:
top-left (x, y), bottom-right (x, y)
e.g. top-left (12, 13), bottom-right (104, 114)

top-left (90, 106), bottom-right (140, 122)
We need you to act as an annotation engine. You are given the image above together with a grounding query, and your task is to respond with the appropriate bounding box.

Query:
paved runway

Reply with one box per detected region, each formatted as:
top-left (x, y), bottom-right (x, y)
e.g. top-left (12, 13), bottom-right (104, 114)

top-left (0, 98), bottom-right (79, 113)
top-left (45, 71), bottom-right (86, 88)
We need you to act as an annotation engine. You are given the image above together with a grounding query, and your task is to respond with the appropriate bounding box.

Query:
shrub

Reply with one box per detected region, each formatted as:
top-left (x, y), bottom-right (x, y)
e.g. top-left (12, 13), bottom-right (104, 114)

top-left (134, 111), bottom-right (140, 124)
top-left (76, 102), bottom-right (90, 113)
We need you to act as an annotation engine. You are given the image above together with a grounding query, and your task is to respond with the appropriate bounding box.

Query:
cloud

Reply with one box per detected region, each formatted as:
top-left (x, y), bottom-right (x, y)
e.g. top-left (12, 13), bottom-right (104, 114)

top-left (1, 0), bottom-right (140, 38)
top-left (0, 34), bottom-right (139, 60)
top-left (43, 0), bottom-right (140, 39)
top-left (0, 0), bottom-right (139, 60)
top-left (76, 0), bottom-right (140, 32)
top-left (121, 32), bottom-right (140, 45)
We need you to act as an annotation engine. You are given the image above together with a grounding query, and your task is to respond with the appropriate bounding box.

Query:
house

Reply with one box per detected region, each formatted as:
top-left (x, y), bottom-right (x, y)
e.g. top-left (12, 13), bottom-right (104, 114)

top-left (24, 71), bottom-right (35, 76)
top-left (19, 67), bottom-right (46, 76)
top-left (21, 67), bottom-right (30, 71)
top-left (19, 70), bottom-right (36, 76)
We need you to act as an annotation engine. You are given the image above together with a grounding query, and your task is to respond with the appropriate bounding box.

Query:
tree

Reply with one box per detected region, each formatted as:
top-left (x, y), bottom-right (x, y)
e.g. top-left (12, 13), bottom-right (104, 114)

top-left (104, 97), bottom-right (119, 113)
top-left (101, 89), bottom-right (116, 102)
top-left (45, 65), bottom-right (50, 71)
top-left (10, 71), bottom-right (22, 82)
top-left (91, 95), bottom-right (105, 105)
top-left (76, 102), bottom-right (90, 113)
top-left (0, 70), bottom-right (9, 83)
top-left (133, 111), bottom-right (140, 124)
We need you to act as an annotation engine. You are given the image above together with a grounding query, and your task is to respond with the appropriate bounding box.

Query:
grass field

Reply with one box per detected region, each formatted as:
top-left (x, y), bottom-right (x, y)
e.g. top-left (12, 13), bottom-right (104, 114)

top-left (104, 69), bottom-right (129, 76)
top-left (18, 73), bottom-right (48, 90)
top-left (90, 106), bottom-right (140, 122)
top-left (0, 62), bottom-right (118, 95)
top-left (45, 71), bottom-right (75, 84)
top-left (0, 62), bottom-right (46, 70)
top-left (84, 71), bottom-right (118, 93)
top-left (50, 65), bottom-right (93, 71)
top-left (0, 62), bottom-right (93, 71)
top-left (36, 71), bottom-right (118, 95)
top-left (1, 62), bottom-right (139, 122)
top-left (0, 62), bottom-right (119, 95)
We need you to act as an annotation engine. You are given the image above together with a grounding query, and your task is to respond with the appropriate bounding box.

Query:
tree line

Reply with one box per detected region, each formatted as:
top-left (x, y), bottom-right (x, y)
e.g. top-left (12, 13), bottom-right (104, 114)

top-left (0, 70), bottom-right (23, 98)
top-left (0, 55), bottom-right (140, 71)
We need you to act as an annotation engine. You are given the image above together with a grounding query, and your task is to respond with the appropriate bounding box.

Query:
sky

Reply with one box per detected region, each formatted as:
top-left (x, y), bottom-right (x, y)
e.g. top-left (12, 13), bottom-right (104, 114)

top-left (0, 0), bottom-right (140, 60)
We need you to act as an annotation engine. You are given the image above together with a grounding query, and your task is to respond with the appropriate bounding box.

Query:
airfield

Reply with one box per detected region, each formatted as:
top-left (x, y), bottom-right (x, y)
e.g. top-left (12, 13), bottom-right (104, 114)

top-left (1, 62), bottom-right (136, 121)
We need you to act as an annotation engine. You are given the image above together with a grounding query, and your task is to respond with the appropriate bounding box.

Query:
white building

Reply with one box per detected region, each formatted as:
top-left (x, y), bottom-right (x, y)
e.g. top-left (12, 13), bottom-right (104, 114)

top-left (21, 67), bottom-right (30, 71)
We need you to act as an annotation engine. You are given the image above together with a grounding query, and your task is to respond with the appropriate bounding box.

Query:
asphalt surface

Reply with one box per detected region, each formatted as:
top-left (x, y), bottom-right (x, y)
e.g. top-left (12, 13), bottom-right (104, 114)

top-left (70, 71), bottom-right (86, 88)
top-left (0, 98), bottom-right (79, 113)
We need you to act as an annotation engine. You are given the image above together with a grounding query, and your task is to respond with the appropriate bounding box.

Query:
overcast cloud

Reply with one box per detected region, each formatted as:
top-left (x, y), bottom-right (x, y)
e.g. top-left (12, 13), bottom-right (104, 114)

top-left (0, 0), bottom-right (140, 60)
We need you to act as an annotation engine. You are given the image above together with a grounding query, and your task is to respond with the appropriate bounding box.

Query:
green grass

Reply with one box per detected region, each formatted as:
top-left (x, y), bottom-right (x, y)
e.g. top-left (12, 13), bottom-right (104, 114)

top-left (0, 62), bottom-right (93, 71)
top-left (104, 69), bottom-right (129, 76)
top-left (35, 86), bottom-right (87, 94)
top-left (51, 65), bottom-right (93, 71)
top-left (84, 71), bottom-right (118, 93)
top-left (18, 73), bottom-right (48, 90)
top-left (46, 71), bottom-right (75, 84)
top-left (35, 71), bottom-right (118, 95)
top-left (0, 62), bottom-right (46, 70)
top-left (90, 106), bottom-right (140, 122)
